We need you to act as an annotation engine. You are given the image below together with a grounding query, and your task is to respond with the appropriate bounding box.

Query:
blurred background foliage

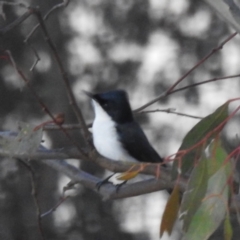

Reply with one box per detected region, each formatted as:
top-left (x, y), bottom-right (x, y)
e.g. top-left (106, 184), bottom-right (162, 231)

top-left (0, 0), bottom-right (240, 239)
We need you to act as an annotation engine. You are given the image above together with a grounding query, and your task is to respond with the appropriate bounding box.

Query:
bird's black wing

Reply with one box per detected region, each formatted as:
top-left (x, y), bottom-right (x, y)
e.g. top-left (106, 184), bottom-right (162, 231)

top-left (116, 121), bottom-right (163, 163)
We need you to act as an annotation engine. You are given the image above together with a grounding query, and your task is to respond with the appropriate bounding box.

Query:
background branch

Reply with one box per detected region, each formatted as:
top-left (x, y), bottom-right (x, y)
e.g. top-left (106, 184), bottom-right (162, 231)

top-left (25, 0), bottom-right (70, 40)
top-left (18, 159), bottom-right (46, 240)
top-left (30, 7), bottom-right (90, 141)
top-left (5, 50), bottom-right (88, 160)
top-left (1, 130), bottom-right (239, 213)
top-left (135, 32), bottom-right (238, 112)
top-left (0, 131), bottom-right (184, 200)
top-left (140, 108), bottom-right (203, 119)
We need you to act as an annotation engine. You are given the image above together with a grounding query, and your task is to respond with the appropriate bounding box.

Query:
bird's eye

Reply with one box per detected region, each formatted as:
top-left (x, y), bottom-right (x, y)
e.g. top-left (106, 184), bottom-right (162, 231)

top-left (103, 103), bottom-right (108, 108)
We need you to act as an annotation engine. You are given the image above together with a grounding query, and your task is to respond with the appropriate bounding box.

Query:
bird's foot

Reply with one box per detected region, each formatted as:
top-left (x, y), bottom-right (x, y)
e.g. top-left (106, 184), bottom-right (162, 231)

top-left (96, 179), bottom-right (111, 190)
top-left (96, 173), bottom-right (115, 191)
top-left (116, 180), bottom-right (128, 193)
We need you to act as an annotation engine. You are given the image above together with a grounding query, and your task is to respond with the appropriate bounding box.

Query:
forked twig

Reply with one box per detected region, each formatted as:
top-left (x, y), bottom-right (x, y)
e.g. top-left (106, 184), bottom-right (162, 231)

top-left (1, 1), bottom-right (90, 144)
top-left (5, 50), bottom-right (88, 160)
top-left (25, 0), bottom-right (70, 41)
top-left (30, 7), bottom-right (90, 141)
top-left (135, 32), bottom-right (238, 112)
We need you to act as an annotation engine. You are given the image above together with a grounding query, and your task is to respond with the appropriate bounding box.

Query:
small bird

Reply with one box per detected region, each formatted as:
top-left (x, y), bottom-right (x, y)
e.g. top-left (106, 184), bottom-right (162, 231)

top-left (85, 90), bottom-right (164, 187)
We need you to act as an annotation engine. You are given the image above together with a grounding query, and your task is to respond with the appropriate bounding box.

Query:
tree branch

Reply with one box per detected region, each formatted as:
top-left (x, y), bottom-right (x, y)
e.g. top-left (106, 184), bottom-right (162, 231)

top-left (135, 32), bottom-right (238, 112)
top-left (0, 131), bottom-right (184, 200)
top-left (140, 108), bottom-right (203, 119)
top-left (0, 10), bottom-right (32, 35)
top-left (5, 50), bottom-right (89, 160)
top-left (19, 159), bottom-right (46, 240)
top-left (1, 1), bottom-right (90, 145)
top-left (29, 7), bottom-right (90, 141)
top-left (25, 0), bottom-right (70, 41)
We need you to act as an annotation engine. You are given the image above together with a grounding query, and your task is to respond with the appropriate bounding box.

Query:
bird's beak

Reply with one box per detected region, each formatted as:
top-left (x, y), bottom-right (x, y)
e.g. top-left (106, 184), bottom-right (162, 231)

top-left (83, 90), bottom-right (94, 99)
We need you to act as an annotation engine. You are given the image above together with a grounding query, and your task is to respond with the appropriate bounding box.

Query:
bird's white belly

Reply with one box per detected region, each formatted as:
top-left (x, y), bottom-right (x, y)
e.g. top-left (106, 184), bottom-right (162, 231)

top-left (92, 119), bottom-right (136, 162)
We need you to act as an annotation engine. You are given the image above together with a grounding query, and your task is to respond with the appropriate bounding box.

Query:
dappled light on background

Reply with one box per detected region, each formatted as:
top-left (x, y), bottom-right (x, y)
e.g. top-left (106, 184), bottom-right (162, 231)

top-left (1, 65), bottom-right (24, 89)
top-left (35, 51), bottom-right (52, 73)
top-left (178, 8), bottom-right (212, 37)
top-left (137, 31), bottom-right (179, 85)
top-left (221, 37), bottom-right (240, 75)
top-left (1, 0), bottom-right (240, 239)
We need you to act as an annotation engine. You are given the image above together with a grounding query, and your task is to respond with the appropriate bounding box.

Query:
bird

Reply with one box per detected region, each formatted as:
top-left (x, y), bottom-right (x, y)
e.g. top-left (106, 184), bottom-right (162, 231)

top-left (84, 89), bottom-right (164, 189)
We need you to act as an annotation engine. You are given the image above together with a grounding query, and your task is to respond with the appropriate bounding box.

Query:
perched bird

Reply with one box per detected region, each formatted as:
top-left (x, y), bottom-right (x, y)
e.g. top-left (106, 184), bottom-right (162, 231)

top-left (85, 90), bottom-right (164, 187)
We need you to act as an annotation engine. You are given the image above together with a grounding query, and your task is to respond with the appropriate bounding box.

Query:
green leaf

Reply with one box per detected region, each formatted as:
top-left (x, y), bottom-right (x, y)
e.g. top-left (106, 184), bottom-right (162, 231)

top-left (180, 156), bottom-right (208, 231)
top-left (181, 139), bottom-right (232, 239)
top-left (172, 102), bottom-right (229, 180)
top-left (183, 164), bottom-right (231, 240)
top-left (224, 215), bottom-right (233, 240)
top-left (207, 139), bottom-right (229, 177)
top-left (160, 184), bottom-right (180, 237)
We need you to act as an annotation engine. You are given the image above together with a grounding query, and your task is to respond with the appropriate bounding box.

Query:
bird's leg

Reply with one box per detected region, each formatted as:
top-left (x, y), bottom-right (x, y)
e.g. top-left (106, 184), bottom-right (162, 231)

top-left (116, 180), bottom-right (128, 193)
top-left (96, 173), bottom-right (116, 190)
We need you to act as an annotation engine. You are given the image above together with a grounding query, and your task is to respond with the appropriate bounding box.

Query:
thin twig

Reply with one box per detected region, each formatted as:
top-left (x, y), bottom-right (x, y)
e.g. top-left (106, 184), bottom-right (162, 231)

top-left (169, 73), bottom-right (240, 96)
top-left (166, 32), bottom-right (238, 94)
top-left (44, 72), bottom-right (240, 130)
top-left (30, 7), bottom-right (90, 142)
top-left (1, 2), bottom-right (90, 144)
top-left (41, 196), bottom-right (69, 218)
top-left (0, 10), bottom-right (32, 35)
top-left (18, 159), bottom-right (46, 240)
top-left (141, 108), bottom-right (203, 119)
top-left (5, 50), bottom-right (88, 160)
top-left (135, 32), bottom-right (238, 112)
top-left (0, 1), bottom-right (29, 8)
top-left (25, 0), bottom-right (70, 41)
top-left (26, 40), bottom-right (41, 71)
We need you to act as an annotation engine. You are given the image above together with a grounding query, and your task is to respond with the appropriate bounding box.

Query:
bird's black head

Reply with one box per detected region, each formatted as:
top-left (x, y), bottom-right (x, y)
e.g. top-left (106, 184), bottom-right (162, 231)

top-left (85, 90), bottom-right (134, 124)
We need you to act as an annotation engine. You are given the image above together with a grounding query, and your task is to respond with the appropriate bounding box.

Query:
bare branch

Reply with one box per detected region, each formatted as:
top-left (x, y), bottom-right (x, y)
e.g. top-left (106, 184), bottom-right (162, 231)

top-left (0, 1), bottom-right (90, 143)
top-left (135, 32), bottom-right (238, 112)
top-left (169, 73), bottom-right (240, 95)
top-left (19, 159), bottom-right (46, 240)
top-left (26, 40), bottom-right (41, 71)
top-left (5, 50), bottom-right (88, 160)
top-left (28, 7), bottom-right (90, 142)
top-left (41, 158), bottom-right (174, 200)
top-left (140, 108), bottom-right (203, 120)
top-left (0, 10), bottom-right (32, 35)
top-left (0, 1), bottom-right (29, 9)
top-left (41, 196), bottom-right (69, 218)
top-left (0, 131), bottom-right (184, 199)
top-left (166, 32), bottom-right (238, 94)
top-left (25, 0), bottom-right (70, 41)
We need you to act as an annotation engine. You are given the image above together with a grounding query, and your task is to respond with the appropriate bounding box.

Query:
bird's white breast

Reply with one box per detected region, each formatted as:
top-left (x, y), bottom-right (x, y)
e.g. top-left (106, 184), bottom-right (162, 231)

top-left (91, 100), bottom-right (136, 162)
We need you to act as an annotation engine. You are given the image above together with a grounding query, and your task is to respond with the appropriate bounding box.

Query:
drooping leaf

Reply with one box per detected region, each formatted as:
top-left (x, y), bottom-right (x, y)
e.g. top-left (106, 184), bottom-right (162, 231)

top-left (224, 215), bottom-right (233, 240)
top-left (207, 138), bottom-right (229, 177)
top-left (172, 102), bottom-right (229, 180)
top-left (160, 184), bottom-right (180, 237)
top-left (180, 156), bottom-right (208, 231)
top-left (181, 139), bottom-right (232, 239)
top-left (183, 163), bottom-right (231, 240)
top-left (117, 171), bottom-right (139, 181)
top-left (0, 122), bottom-right (42, 157)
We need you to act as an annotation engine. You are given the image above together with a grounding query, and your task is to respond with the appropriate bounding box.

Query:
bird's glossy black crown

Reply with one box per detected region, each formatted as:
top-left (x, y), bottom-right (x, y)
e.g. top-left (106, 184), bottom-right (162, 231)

top-left (93, 90), bottom-right (134, 124)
